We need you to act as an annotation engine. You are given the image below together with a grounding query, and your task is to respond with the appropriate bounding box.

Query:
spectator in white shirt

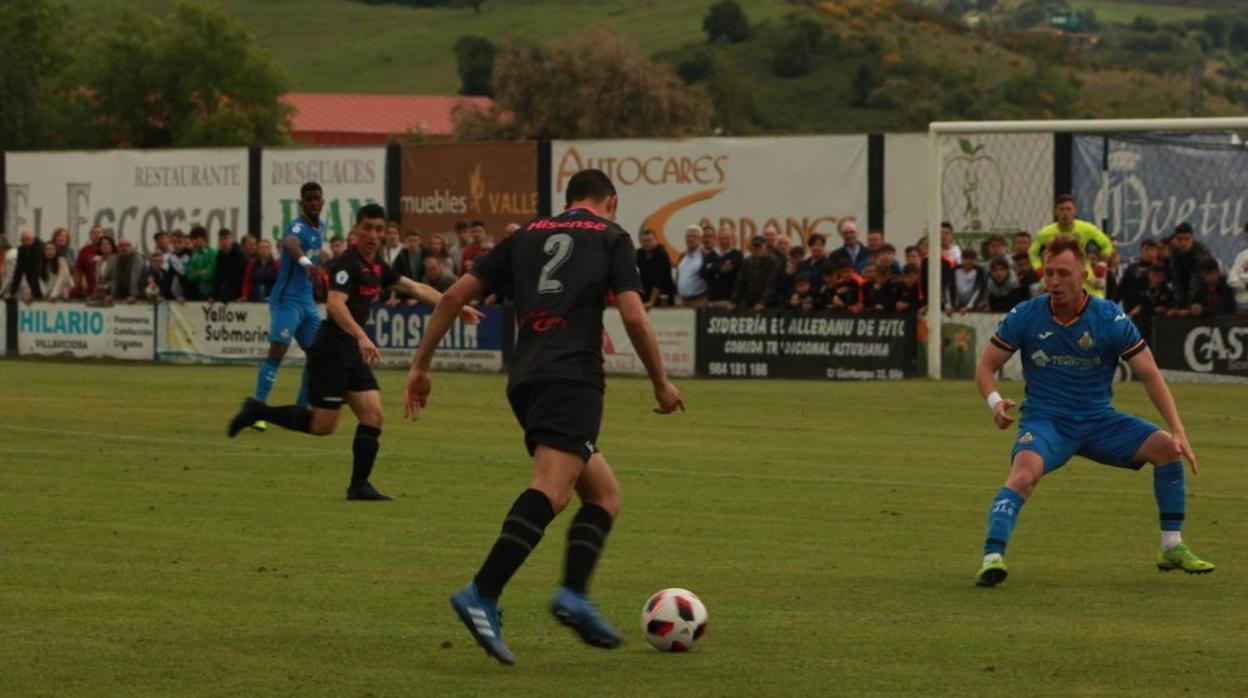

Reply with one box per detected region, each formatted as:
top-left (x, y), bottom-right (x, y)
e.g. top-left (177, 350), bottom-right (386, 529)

top-left (382, 222), bottom-right (404, 266)
top-left (675, 225), bottom-right (708, 307)
top-left (940, 221), bottom-right (962, 266)
top-left (1228, 223), bottom-right (1248, 312)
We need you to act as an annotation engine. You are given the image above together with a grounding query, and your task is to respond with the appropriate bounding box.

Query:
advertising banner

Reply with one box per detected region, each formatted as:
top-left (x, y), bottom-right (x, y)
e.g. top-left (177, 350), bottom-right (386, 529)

top-left (936, 313), bottom-right (1024, 381)
top-left (551, 136), bottom-right (868, 255)
top-left (17, 302), bottom-right (154, 360)
top-left (400, 142), bottom-right (538, 237)
top-left (602, 307), bottom-right (696, 377)
top-left (158, 302), bottom-right (308, 364)
top-left (5, 149), bottom-right (248, 252)
top-left (883, 133), bottom-right (929, 250)
top-left (368, 303), bottom-right (506, 372)
top-left (1073, 134), bottom-right (1248, 268)
top-left (697, 310), bottom-right (914, 380)
top-left (1151, 315), bottom-right (1248, 383)
top-left (938, 133), bottom-right (1053, 237)
top-left (260, 147), bottom-right (386, 243)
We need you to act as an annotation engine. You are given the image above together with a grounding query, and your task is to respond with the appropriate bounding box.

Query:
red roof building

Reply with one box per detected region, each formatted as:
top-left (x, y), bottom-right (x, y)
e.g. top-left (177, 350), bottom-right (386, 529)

top-left (282, 93), bottom-right (492, 145)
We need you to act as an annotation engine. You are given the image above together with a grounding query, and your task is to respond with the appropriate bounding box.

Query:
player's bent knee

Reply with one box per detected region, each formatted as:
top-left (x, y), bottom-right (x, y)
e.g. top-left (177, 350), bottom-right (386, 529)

top-left (1006, 453), bottom-right (1044, 496)
top-left (1139, 430), bottom-right (1174, 466)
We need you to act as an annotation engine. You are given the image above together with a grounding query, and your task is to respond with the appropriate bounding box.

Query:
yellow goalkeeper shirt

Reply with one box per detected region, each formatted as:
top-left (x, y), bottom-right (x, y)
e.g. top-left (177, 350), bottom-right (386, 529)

top-left (1030, 219), bottom-right (1114, 297)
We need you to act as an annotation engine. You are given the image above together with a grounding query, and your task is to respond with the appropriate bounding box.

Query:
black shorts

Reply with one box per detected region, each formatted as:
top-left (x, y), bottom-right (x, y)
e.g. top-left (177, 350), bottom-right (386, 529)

top-left (507, 382), bottom-right (604, 462)
top-left (306, 349), bottom-right (379, 410)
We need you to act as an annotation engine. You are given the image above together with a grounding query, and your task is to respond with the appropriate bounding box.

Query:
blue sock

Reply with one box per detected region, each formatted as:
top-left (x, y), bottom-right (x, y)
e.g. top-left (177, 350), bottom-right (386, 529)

top-left (254, 359), bottom-right (280, 402)
top-left (295, 363), bottom-right (310, 408)
top-left (1153, 462), bottom-right (1185, 532)
top-left (983, 487), bottom-right (1027, 556)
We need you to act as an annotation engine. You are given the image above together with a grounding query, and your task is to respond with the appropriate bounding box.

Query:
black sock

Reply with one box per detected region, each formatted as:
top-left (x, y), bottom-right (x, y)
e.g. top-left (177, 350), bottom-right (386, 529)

top-left (351, 424), bottom-right (381, 487)
top-left (562, 503), bottom-right (614, 594)
top-left (473, 489), bottom-right (556, 600)
top-left (256, 404), bottom-right (312, 433)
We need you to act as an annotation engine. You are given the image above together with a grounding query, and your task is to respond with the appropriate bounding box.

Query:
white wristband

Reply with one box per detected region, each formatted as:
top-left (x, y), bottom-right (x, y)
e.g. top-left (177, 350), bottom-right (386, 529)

top-left (986, 391), bottom-right (1003, 411)
top-left (297, 255), bottom-right (314, 269)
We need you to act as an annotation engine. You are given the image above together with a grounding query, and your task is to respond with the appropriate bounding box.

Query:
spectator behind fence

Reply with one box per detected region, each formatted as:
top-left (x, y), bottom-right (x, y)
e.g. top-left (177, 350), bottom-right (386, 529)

top-left (241, 239), bottom-right (280, 302)
top-left (1228, 223), bottom-right (1248, 312)
top-left (984, 257), bottom-right (1026, 312)
top-left (762, 222), bottom-right (786, 267)
top-left (111, 238), bottom-right (146, 303)
top-left (864, 261), bottom-right (902, 313)
top-left (918, 234), bottom-right (957, 309)
top-left (144, 251), bottom-right (168, 302)
top-left (702, 225), bottom-right (743, 304)
top-left (1117, 239), bottom-right (1157, 309)
top-left (1012, 231), bottom-right (1032, 258)
top-left (799, 233), bottom-right (831, 280)
top-left (184, 226), bottom-right (217, 301)
top-left (3, 231), bottom-right (42, 300)
top-left (240, 232), bottom-right (258, 263)
top-left (328, 235), bottom-right (346, 261)
top-left (382, 221), bottom-right (404, 266)
top-left (215, 229), bottom-right (247, 302)
top-left (904, 244), bottom-right (921, 269)
top-left (52, 227), bottom-right (75, 264)
top-left (866, 227), bottom-right (885, 259)
top-left (982, 233), bottom-right (1014, 272)
top-left (700, 222), bottom-right (717, 254)
top-left (1168, 222), bottom-right (1212, 308)
top-left (787, 272), bottom-right (816, 312)
top-left (460, 219), bottom-right (487, 270)
top-left (1013, 253), bottom-right (1041, 298)
top-left (392, 229), bottom-right (425, 284)
top-left (776, 244), bottom-right (804, 302)
top-left (832, 218), bottom-right (870, 274)
top-left (36, 241), bottom-right (72, 300)
top-left (425, 233), bottom-right (455, 278)
top-left (421, 255), bottom-right (458, 293)
top-left (74, 225), bottom-right (104, 298)
top-left (875, 243), bottom-right (902, 275)
top-left (730, 236), bottom-right (779, 312)
top-left (93, 236), bottom-right (117, 302)
top-left (636, 228), bottom-right (676, 309)
top-left (940, 221), bottom-right (962, 265)
top-left (168, 229), bottom-right (190, 295)
top-left (898, 263), bottom-right (924, 314)
top-left (950, 248), bottom-right (985, 314)
top-left (0, 236), bottom-right (14, 292)
top-left (826, 259), bottom-right (865, 313)
top-left (1137, 262), bottom-right (1176, 318)
top-left (1189, 257), bottom-right (1235, 317)
top-left (675, 225), bottom-right (708, 307)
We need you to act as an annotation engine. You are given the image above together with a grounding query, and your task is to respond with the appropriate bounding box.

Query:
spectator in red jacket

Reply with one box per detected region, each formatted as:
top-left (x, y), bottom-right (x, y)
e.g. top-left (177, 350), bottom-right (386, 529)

top-left (73, 225), bottom-right (104, 298)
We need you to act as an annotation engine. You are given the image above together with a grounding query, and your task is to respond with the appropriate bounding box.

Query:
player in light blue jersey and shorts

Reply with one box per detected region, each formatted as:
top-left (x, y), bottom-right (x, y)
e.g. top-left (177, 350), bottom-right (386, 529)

top-left (251, 181), bottom-right (326, 426)
top-left (973, 234), bottom-right (1214, 587)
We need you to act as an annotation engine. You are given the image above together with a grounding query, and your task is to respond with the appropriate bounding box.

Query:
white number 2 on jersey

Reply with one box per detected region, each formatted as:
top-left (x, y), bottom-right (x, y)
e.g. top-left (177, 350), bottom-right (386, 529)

top-left (538, 233), bottom-right (573, 294)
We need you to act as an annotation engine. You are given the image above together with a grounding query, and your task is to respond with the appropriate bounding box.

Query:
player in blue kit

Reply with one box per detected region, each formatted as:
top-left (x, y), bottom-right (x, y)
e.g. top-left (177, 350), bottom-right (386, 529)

top-left (974, 235), bottom-right (1214, 587)
top-left (252, 181), bottom-right (326, 426)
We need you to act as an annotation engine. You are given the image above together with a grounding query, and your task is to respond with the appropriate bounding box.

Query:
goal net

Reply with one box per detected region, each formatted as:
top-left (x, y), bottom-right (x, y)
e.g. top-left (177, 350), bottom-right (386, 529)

top-left (925, 118), bottom-right (1248, 379)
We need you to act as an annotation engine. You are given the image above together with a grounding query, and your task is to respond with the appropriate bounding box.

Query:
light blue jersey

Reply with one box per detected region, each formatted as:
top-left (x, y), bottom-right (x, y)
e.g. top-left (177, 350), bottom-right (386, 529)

top-left (991, 293), bottom-right (1147, 418)
top-left (270, 216), bottom-right (324, 306)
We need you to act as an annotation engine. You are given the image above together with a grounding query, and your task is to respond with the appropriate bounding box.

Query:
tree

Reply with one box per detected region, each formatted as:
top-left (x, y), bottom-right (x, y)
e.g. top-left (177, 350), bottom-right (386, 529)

top-left (0, 0), bottom-right (71, 150)
top-left (71, 1), bottom-right (293, 147)
top-left (454, 35), bottom-right (496, 96)
top-left (703, 0), bottom-right (751, 43)
top-left (453, 28), bottom-right (711, 140)
top-left (772, 31), bottom-right (815, 78)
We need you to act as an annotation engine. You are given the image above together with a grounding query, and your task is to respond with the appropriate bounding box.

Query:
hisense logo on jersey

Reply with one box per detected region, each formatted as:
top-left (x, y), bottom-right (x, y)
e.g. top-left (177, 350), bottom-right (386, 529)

top-left (1182, 325), bottom-right (1248, 372)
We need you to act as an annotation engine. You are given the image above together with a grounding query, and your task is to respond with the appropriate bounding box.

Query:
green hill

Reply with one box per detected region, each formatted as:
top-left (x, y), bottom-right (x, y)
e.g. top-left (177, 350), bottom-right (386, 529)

top-left (79, 0), bottom-right (1248, 134)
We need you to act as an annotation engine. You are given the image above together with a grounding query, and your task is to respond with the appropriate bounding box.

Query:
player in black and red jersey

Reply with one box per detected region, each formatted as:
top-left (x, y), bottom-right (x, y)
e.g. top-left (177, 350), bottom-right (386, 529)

top-left (404, 169), bottom-right (685, 665)
top-left (228, 203), bottom-right (482, 500)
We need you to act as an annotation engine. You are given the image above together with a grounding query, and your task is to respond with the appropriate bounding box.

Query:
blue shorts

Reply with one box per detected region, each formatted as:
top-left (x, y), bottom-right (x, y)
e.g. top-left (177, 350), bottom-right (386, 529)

top-left (269, 300), bottom-right (321, 348)
top-left (1011, 410), bottom-right (1160, 473)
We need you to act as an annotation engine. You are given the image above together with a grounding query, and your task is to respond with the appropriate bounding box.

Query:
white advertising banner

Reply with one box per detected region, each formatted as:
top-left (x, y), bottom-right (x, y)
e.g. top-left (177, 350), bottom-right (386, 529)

top-left (552, 136), bottom-right (868, 254)
top-left (158, 302), bottom-right (310, 364)
top-left (602, 307), bottom-right (696, 377)
top-left (260, 147), bottom-right (386, 243)
top-left (883, 133), bottom-right (928, 250)
top-left (938, 133), bottom-right (1053, 236)
top-left (16, 302), bottom-right (154, 360)
top-left (5, 148), bottom-right (249, 253)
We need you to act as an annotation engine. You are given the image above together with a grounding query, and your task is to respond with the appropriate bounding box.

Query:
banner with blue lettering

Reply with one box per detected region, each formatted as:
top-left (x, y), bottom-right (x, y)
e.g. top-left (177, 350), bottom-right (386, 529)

top-left (17, 302), bottom-right (155, 360)
top-left (368, 303), bottom-right (506, 372)
top-left (1073, 134), bottom-right (1248, 267)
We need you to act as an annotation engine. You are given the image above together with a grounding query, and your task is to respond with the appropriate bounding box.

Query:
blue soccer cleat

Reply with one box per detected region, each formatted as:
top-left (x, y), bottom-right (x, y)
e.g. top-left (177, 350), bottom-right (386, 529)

top-left (549, 586), bottom-right (623, 649)
top-left (449, 584), bottom-right (515, 665)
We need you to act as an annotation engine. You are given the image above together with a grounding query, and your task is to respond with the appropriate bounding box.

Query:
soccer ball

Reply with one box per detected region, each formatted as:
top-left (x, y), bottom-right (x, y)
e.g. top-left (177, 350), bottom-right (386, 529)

top-left (640, 588), bottom-right (708, 652)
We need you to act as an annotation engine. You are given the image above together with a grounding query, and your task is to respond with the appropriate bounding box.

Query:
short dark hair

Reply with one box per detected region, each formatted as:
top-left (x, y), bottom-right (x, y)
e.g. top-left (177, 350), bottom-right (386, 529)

top-left (357, 203), bottom-right (386, 223)
top-left (189, 225), bottom-right (207, 240)
top-left (564, 169), bottom-right (617, 206)
top-left (1174, 222), bottom-right (1194, 236)
top-left (989, 257), bottom-right (1010, 271)
top-left (640, 228), bottom-right (656, 238)
top-left (833, 259), bottom-right (853, 272)
top-left (300, 181), bottom-right (322, 197)
top-left (1012, 252), bottom-right (1029, 264)
top-left (1140, 239), bottom-right (1158, 249)
top-left (1199, 257), bottom-right (1220, 273)
top-left (1054, 193), bottom-right (1075, 206)
top-left (218, 228), bottom-right (232, 238)
top-left (986, 233), bottom-right (1006, 246)
top-left (1013, 231), bottom-right (1032, 240)
top-left (904, 245), bottom-right (917, 255)
top-left (331, 235), bottom-right (345, 243)
top-left (455, 220), bottom-right (469, 231)
top-left (940, 221), bottom-right (953, 230)
top-left (807, 233), bottom-right (826, 246)
top-left (795, 272), bottom-right (811, 284)
top-left (469, 220), bottom-right (486, 228)
top-left (962, 247), bottom-right (978, 260)
top-left (880, 243), bottom-right (896, 253)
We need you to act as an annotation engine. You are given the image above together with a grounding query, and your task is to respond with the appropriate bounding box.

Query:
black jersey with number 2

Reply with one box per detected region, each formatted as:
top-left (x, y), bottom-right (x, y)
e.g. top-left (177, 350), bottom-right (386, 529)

top-left (471, 207), bottom-right (642, 391)
top-left (319, 246), bottom-right (400, 354)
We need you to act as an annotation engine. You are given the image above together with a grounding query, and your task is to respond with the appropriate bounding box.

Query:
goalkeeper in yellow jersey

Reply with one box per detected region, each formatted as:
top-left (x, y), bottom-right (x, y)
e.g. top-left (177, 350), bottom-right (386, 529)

top-left (1030, 194), bottom-right (1115, 298)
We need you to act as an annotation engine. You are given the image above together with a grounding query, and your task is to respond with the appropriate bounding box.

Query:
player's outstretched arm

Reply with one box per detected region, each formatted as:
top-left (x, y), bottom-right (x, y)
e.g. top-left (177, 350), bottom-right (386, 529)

top-left (617, 290), bottom-right (684, 414)
top-left (1028, 232), bottom-right (1047, 272)
top-left (977, 342), bottom-right (1017, 430)
top-left (1127, 347), bottom-right (1198, 474)
top-left (391, 277), bottom-right (485, 324)
top-left (327, 290), bottom-right (380, 364)
top-left (404, 274), bottom-right (485, 421)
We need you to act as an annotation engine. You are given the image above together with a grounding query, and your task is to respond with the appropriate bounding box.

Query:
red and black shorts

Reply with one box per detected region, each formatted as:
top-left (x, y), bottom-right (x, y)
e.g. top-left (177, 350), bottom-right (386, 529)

top-left (507, 382), bottom-right (604, 462)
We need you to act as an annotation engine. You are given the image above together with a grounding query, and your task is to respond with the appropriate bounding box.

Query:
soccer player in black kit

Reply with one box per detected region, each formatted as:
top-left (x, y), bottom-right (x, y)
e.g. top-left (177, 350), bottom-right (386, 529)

top-left (404, 169), bottom-right (684, 665)
top-left (227, 203), bottom-right (482, 500)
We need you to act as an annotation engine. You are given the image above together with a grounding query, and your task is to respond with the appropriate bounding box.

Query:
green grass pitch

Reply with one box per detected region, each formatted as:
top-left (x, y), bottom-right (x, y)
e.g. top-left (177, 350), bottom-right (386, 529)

top-left (2, 359), bottom-right (1246, 696)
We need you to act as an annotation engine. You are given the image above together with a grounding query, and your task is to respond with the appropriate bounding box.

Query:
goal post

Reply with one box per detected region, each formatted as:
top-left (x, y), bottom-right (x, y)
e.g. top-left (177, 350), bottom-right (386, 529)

top-left (925, 117), bottom-right (1248, 380)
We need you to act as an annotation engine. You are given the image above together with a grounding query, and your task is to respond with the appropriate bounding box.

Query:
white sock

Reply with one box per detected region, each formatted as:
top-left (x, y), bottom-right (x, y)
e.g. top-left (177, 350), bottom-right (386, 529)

top-left (982, 552), bottom-right (1003, 565)
top-left (1161, 531), bottom-right (1182, 550)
